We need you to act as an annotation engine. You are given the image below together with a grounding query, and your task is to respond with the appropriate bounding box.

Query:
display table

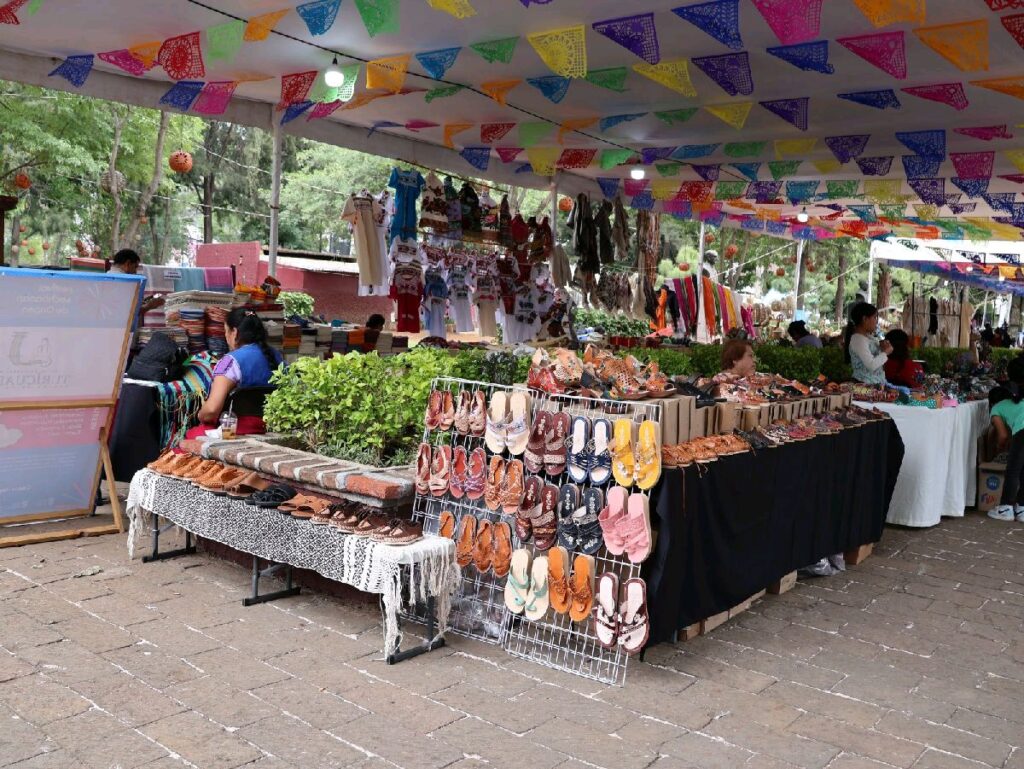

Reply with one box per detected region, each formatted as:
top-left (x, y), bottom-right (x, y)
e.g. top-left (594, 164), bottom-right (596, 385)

top-left (126, 469), bottom-right (458, 659)
top-left (854, 400), bottom-right (989, 527)
top-left (646, 418), bottom-right (904, 643)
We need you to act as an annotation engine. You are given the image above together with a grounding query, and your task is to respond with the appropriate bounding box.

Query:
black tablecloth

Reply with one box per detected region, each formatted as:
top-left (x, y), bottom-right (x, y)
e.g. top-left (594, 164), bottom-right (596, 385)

top-left (109, 383), bottom-right (164, 482)
top-left (645, 419), bottom-right (904, 644)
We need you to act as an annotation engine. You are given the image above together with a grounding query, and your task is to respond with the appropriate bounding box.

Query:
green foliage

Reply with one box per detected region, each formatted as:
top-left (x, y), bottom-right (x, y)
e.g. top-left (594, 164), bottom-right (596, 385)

top-left (913, 348), bottom-right (969, 376)
top-left (753, 344), bottom-right (821, 383)
top-left (688, 344), bottom-right (723, 377)
top-left (574, 308), bottom-right (649, 338)
top-left (819, 346), bottom-right (852, 384)
top-left (633, 348), bottom-right (693, 377)
top-left (280, 291), bottom-right (315, 318)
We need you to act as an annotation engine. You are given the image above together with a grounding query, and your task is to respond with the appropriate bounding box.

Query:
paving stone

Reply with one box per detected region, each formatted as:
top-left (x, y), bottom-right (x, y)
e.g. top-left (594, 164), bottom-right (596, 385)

top-left (913, 748), bottom-right (998, 768)
top-left (312, 713), bottom-right (461, 768)
top-left (526, 716), bottom-right (659, 769)
top-left (202, 618), bottom-right (330, 661)
top-left (703, 714), bottom-right (841, 769)
top-left (130, 617), bottom-right (225, 657)
top-left (0, 675), bottom-right (92, 726)
top-left (342, 678), bottom-right (462, 734)
top-left (249, 677), bottom-right (367, 731)
top-left (0, 653), bottom-right (35, 684)
top-left (786, 713), bottom-right (925, 767)
top-left (64, 724), bottom-right (170, 769)
top-left (76, 594), bottom-right (164, 627)
top-left (140, 711), bottom-right (263, 769)
top-left (185, 646), bottom-right (293, 691)
top-left (430, 682), bottom-right (554, 734)
top-left (652, 650), bottom-right (778, 693)
top-left (762, 681), bottom-right (885, 729)
top-left (69, 672), bottom-right (186, 728)
top-left (513, 683), bottom-right (636, 733)
top-left (164, 676), bottom-right (277, 729)
top-left (822, 755), bottom-right (894, 769)
top-left (873, 711), bottom-right (1012, 767)
top-left (0, 714), bottom-right (55, 767)
top-left (55, 615), bottom-right (136, 654)
top-left (659, 730), bottom-right (754, 769)
top-left (0, 612), bottom-right (63, 650)
top-left (102, 644), bottom-right (205, 691)
top-left (945, 707), bottom-right (1024, 749)
top-left (432, 716), bottom-right (568, 769)
top-left (12, 640), bottom-right (118, 688)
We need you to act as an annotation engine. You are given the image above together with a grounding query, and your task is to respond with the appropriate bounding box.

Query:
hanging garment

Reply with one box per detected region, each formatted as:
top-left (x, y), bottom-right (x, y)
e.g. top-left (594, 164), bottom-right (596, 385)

top-left (388, 168), bottom-right (425, 242)
top-left (342, 193), bottom-right (385, 290)
top-left (652, 287), bottom-right (668, 332)
top-left (499, 195), bottom-right (512, 246)
top-left (444, 176), bottom-right (462, 241)
top-left (480, 190), bottom-right (498, 241)
top-left (460, 182), bottom-right (482, 233)
top-left (418, 172), bottom-right (449, 232)
top-left (595, 200), bottom-right (615, 265)
top-left (529, 216), bottom-right (553, 264)
top-left (449, 260), bottom-right (474, 333)
top-left (929, 297), bottom-right (939, 336)
top-left (423, 267), bottom-right (449, 338)
top-left (509, 214), bottom-right (531, 279)
top-left (476, 300), bottom-right (497, 338)
top-left (611, 196), bottom-right (630, 263)
top-left (390, 263), bottom-right (423, 333)
top-left (550, 243), bottom-right (571, 289)
top-left (742, 305), bottom-right (756, 338)
top-left (569, 194), bottom-right (600, 273)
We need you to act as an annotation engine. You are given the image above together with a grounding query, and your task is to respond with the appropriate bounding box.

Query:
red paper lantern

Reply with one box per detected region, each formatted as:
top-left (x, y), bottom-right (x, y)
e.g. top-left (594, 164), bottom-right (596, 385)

top-left (775, 267), bottom-right (786, 277)
top-left (789, 255), bottom-right (798, 264)
top-left (704, 233), bottom-right (715, 245)
top-left (13, 173), bottom-right (30, 189)
top-left (18, 225), bottom-right (26, 233)
top-left (27, 247), bottom-right (35, 255)
top-left (558, 196), bottom-right (572, 212)
top-left (42, 241), bottom-right (50, 250)
top-left (725, 244), bottom-right (739, 258)
top-left (20, 240), bottom-right (27, 247)
top-left (678, 262), bottom-right (691, 272)
top-left (169, 150), bottom-right (193, 173)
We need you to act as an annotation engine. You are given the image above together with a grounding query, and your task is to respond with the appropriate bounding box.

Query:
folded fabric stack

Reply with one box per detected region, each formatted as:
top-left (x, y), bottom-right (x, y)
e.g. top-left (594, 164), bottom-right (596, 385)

top-left (283, 323), bottom-right (301, 362)
top-left (299, 328), bottom-right (317, 357)
top-left (205, 306), bottom-right (229, 357)
top-left (138, 326), bottom-right (188, 349)
top-left (315, 324), bottom-right (332, 357)
top-left (179, 308), bottom-right (207, 354)
top-left (203, 267), bottom-right (234, 293)
top-left (377, 331), bottom-right (394, 355)
top-left (69, 256), bottom-right (106, 272)
top-left (330, 327), bottom-right (349, 355)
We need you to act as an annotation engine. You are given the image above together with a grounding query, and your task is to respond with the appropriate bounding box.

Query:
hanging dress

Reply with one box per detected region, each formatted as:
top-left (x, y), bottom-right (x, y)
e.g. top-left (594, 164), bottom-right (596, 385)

top-left (388, 168), bottom-right (425, 242)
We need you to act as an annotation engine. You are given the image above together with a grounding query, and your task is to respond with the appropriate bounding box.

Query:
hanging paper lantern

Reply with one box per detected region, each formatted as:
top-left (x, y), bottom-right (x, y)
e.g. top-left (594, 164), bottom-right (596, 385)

top-left (558, 196), bottom-right (573, 212)
top-left (169, 150), bottom-right (193, 173)
top-left (704, 233), bottom-right (715, 245)
top-left (678, 262), bottom-right (691, 272)
top-left (10, 245), bottom-right (18, 254)
top-left (42, 242), bottom-right (50, 250)
top-left (775, 267), bottom-right (786, 277)
top-left (18, 225), bottom-right (26, 233)
top-left (806, 262), bottom-right (816, 273)
top-left (20, 239), bottom-right (27, 247)
top-left (826, 273), bottom-right (834, 281)
top-left (27, 247), bottom-right (35, 256)
top-left (13, 173), bottom-right (31, 189)
top-left (725, 244), bottom-right (739, 258)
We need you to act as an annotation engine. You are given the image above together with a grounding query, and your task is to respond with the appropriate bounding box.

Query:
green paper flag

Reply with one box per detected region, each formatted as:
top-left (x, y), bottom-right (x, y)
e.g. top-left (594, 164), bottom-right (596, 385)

top-left (768, 160), bottom-right (801, 180)
top-left (519, 121), bottom-right (554, 147)
top-left (26, 0), bottom-right (43, 14)
top-left (826, 180), bottom-right (859, 199)
top-left (336, 64), bottom-right (361, 102)
top-left (585, 67), bottom-right (629, 92)
top-left (425, 84), bottom-right (464, 102)
top-left (724, 141), bottom-right (767, 158)
top-left (715, 181), bottom-right (748, 199)
top-left (600, 149), bottom-right (634, 170)
top-left (205, 19), bottom-right (246, 62)
top-left (879, 204), bottom-right (906, 220)
top-left (656, 162), bottom-right (682, 177)
top-left (308, 74), bottom-right (340, 104)
top-left (654, 108), bottom-right (697, 125)
top-left (354, 0), bottom-right (400, 37)
top-left (470, 37), bottom-right (519, 64)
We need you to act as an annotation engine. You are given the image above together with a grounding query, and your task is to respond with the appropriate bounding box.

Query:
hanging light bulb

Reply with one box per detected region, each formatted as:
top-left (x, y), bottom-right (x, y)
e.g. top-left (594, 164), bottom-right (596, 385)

top-left (796, 207), bottom-right (809, 223)
top-left (630, 166), bottom-right (646, 180)
top-left (966, 265), bottom-right (974, 273)
top-left (999, 274), bottom-right (1006, 282)
top-left (324, 56), bottom-right (345, 88)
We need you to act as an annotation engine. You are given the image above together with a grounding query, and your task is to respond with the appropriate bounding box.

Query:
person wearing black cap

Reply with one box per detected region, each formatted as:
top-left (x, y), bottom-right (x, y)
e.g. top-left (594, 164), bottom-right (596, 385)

top-left (787, 320), bottom-right (822, 349)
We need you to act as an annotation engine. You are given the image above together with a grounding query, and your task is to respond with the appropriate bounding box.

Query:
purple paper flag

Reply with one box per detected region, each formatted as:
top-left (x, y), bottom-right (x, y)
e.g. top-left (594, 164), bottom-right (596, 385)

top-left (952, 177), bottom-right (989, 198)
top-left (765, 219), bottom-right (790, 236)
top-left (664, 200), bottom-right (692, 217)
top-left (896, 130), bottom-right (945, 158)
top-left (837, 89), bottom-right (901, 110)
top-left (908, 178), bottom-right (945, 205)
top-left (944, 193), bottom-right (963, 206)
top-left (856, 156), bottom-right (893, 176)
top-left (759, 97), bottom-right (809, 131)
top-left (691, 164), bottom-right (721, 181)
top-left (984, 192), bottom-right (1017, 214)
top-left (416, 47), bottom-right (461, 80)
top-left (766, 41), bottom-right (834, 74)
top-left (629, 190), bottom-right (655, 210)
top-left (741, 217), bottom-right (766, 231)
top-left (824, 135), bottom-right (870, 164)
top-left (901, 155), bottom-right (942, 179)
top-left (592, 13), bottom-right (661, 65)
top-left (460, 146), bottom-right (491, 172)
top-left (49, 54), bottom-right (94, 88)
top-left (159, 80), bottom-right (204, 111)
top-left (949, 202), bottom-right (977, 215)
top-left (671, 1), bottom-right (743, 50)
top-left (691, 51), bottom-right (753, 96)
top-left (526, 76), bottom-right (571, 103)
top-left (748, 180), bottom-right (783, 203)
top-left (732, 162), bottom-right (761, 181)
top-left (597, 178), bottom-right (621, 198)
top-left (951, 151), bottom-right (994, 180)
top-left (642, 147), bottom-right (676, 165)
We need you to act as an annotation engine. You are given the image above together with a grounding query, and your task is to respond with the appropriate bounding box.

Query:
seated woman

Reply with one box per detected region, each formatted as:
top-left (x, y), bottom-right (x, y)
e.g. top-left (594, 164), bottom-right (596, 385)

top-left (844, 302), bottom-right (891, 385)
top-left (882, 329), bottom-right (924, 388)
top-left (720, 338), bottom-right (756, 378)
top-left (186, 308), bottom-right (283, 439)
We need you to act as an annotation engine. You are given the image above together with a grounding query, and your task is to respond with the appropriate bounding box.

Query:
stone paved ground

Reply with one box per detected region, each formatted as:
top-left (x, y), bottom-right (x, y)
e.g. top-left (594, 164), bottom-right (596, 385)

top-left (1, 512), bottom-right (1022, 769)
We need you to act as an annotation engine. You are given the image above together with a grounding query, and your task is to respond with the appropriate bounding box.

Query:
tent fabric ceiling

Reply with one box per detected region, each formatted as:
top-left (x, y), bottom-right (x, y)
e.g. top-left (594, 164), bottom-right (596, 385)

top-left (2, 0), bottom-right (1024, 241)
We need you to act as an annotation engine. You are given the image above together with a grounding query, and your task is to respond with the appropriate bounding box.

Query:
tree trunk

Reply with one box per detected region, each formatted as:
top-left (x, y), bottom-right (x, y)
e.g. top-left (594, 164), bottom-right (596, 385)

top-left (122, 111), bottom-right (170, 249)
top-left (8, 213), bottom-right (19, 267)
top-left (834, 242), bottom-right (847, 323)
top-left (107, 106), bottom-right (125, 253)
top-left (876, 264), bottom-right (891, 309)
top-left (795, 242), bottom-right (808, 311)
top-left (202, 172), bottom-right (215, 243)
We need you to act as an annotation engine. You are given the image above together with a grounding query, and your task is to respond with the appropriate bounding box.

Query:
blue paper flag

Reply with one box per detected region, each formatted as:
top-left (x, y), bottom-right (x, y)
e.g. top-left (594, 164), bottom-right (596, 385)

top-left (908, 178), bottom-right (945, 205)
top-left (159, 80), bottom-right (204, 111)
top-left (792, 227), bottom-right (817, 240)
top-left (368, 121), bottom-right (401, 137)
top-left (951, 177), bottom-right (989, 198)
top-left (766, 41), bottom-right (834, 74)
top-left (642, 147), bottom-right (676, 165)
top-left (849, 205), bottom-right (877, 222)
top-left (526, 76), bottom-right (571, 103)
top-left (598, 177), bottom-right (621, 198)
top-left (281, 100), bottom-right (314, 125)
top-left (629, 190), bottom-right (655, 210)
top-left (599, 113), bottom-right (647, 132)
top-left (824, 135), bottom-right (870, 164)
top-left (741, 217), bottom-right (766, 231)
top-left (297, 0), bottom-right (342, 35)
top-left (855, 156), bottom-right (893, 176)
top-left (515, 163), bottom-right (534, 174)
top-left (765, 219), bottom-right (789, 236)
top-left (703, 211), bottom-right (726, 227)
top-left (895, 129), bottom-right (945, 158)
top-left (460, 146), bottom-right (491, 172)
top-left (901, 155), bottom-right (942, 179)
top-left (837, 89), bottom-right (901, 110)
top-left (786, 180), bottom-right (819, 204)
top-left (692, 164), bottom-right (721, 181)
top-left (49, 54), bottom-right (94, 88)
top-left (732, 162), bottom-right (761, 181)
top-left (984, 192), bottom-right (1017, 214)
top-left (671, 0), bottom-right (742, 50)
top-left (691, 51), bottom-right (753, 96)
top-left (416, 47), bottom-right (461, 80)
top-left (671, 143), bottom-right (719, 159)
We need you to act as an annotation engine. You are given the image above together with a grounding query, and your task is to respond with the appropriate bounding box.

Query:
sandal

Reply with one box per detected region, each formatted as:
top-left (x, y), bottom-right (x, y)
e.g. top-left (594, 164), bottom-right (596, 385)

top-left (429, 445), bottom-right (452, 497)
top-left (424, 389), bottom-right (442, 432)
top-left (453, 390), bottom-right (472, 435)
top-left (594, 572), bottom-right (620, 650)
top-left (372, 518), bottom-right (423, 545)
top-left (352, 513), bottom-right (391, 537)
top-left (449, 446), bottom-right (469, 500)
top-left (501, 459), bottom-right (525, 515)
top-left (618, 578), bottom-right (650, 656)
top-left (456, 515), bottom-right (477, 567)
top-left (199, 466), bottom-right (246, 495)
top-left (567, 416), bottom-right (591, 484)
top-left (547, 546), bottom-right (571, 615)
top-left (524, 555), bottom-right (550, 622)
top-left (439, 389), bottom-right (456, 431)
top-left (622, 493), bottom-right (653, 564)
top-left (331, 508), bottom-right (371, 533)
top-left (485, 391), bottom-right (509, 454)
top-left (473, 519), bottom-right (494, 573)
top-left (590, 418), bottom-right (613, 486)
top-left (311, 501), bottom-right (344, 525)
top-left (505, 391), bottom-right (532, 457)
top-left (248, 483), bottom-right (297, 509)
top-left (469, 389), bottom-right (487, 437)
top-left (544, 411), bottom-right (571, 477)
top-left (485, 456), bottom-right (506, 512)
top-left (523, 410), bottom-right (552, 475)
top-left (532, 483), bottom-right (559, 551)
top-left (568, 554), bottom-right (595, 623)
top-left (289, 496), bottom-right (333, 519)
top-left (576, 488), bottom-right (605, 556)
top-left (600, 486), bottom-right (629, 555)
top-left (492, 521), bottom-right (513, 578)
top-left (226, 472), bottom-right (270, 499)
top-left (557, 484), bottom-right (580, 551)
top-left (415, 442), bottom-right (431, 496)
top-left (635, 420), bottom-right (662, 491)
top-left (464, 447), bottom-right (487, 501)
top-left (438, 509), bottom-right (457, 539)
top-left (611, 419), bottom-right (636, 488)
top-left (503, 548), bottom-right (533, 614)
top-left (516, 476), bottom-right (541, 542)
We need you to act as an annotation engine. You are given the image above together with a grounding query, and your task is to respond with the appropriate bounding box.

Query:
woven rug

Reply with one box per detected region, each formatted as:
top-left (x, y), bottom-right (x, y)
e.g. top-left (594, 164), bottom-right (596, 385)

top-left (126, 469), bottom-right (457, 656)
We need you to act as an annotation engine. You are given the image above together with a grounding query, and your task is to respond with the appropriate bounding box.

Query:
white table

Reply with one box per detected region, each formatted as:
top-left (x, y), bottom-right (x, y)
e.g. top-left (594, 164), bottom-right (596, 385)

top-left (856, 400), bottom-right (989, 527)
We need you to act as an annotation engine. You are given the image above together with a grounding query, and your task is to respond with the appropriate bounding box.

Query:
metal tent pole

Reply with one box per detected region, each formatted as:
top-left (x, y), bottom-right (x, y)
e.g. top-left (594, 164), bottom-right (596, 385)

top-left (792, 240), bottom-right (804, 314)
top-left (867, 255), bottom-right (875, 306)
top-left (268, 122), bottom-right (283, 278)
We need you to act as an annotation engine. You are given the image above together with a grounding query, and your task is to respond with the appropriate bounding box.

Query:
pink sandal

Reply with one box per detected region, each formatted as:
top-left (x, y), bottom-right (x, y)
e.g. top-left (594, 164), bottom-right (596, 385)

top-left (621, 493), bottom-right (653, 564)
top-left (599, 486), bottom-right (629, 555)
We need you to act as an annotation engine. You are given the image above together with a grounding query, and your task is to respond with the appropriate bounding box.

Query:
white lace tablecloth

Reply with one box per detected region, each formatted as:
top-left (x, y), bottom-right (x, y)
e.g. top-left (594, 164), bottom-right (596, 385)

top-left (126, 469), bottom-right (457, 655)
top-left (856, 400), bottom-right (990, 527)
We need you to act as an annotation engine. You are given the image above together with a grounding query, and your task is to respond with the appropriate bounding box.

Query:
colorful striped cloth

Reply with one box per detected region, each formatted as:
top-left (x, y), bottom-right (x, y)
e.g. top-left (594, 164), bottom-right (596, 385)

top-left (155, 352), bottom-right (216, 449)
top-left (204, 267), bottom-right (234, 292)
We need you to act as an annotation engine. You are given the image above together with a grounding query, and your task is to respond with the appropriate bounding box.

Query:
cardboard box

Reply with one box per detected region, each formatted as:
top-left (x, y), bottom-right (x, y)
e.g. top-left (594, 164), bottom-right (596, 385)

top-left (717, 402), bottom-right (741, 435)
top-left (676, 623), bottom-right (701, 642)
top-left (977, 461), bottom-right (1006, 512)
top-left (768, 571), bottom-right (797, 595)
top-left (741, 407), bottom-right (760, 431)
top-left (677, 395), bottom-right (695, 442)
top-left (651, 396), bottom-right (679, 446)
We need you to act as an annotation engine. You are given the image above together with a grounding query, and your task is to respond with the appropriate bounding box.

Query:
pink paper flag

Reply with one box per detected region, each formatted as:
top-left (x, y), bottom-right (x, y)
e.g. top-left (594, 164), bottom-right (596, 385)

top-left (751, 0), bottom-right (823, 45)
top-left (98, 49), bottom-right (154, 76)
top-left (953, 125), bottom-right (1012, 141)
top-left (496, 147), bottom-right (523, 163)
top-left (404, 120), bottom-right (439, 132)
top-left (902, 82), bottom-right (969, 111)
top-left (624, 178), bottom-right (649, 196)
top-left (192, 81), bottom-right (238, 115)
top-left (950, 151), bottom-right (994, 179)
top-left (999, 174), bottom-right (1024, 184)
top-left (158, 31), bottom-right (205, 81)
top-left (836, 31), bottom-right (907, 79)
top-left (308, 100), bottom-right (343, 120)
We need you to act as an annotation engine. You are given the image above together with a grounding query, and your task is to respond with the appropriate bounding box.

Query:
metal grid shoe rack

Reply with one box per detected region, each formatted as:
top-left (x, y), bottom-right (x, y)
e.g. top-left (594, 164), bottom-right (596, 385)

top-left (409, 376), bottom-right (661, 686)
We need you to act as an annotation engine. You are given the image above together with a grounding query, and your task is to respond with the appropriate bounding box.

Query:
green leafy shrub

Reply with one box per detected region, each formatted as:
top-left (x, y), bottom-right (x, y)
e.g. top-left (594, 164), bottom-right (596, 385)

top-left (688, 344), bottom-right (723, 377)
top-left (753, 344), bottom-right (820, 383)
top-left (913, 347), bottom-right (968, 376)
top-left (280, 291), bottom-right (315, 318)
top-left (574, 308), bottom-right (649, 338)
top-left (819, 345), bottom-right (852, 384)
top-left (633, 348), bottom-right (693, 377)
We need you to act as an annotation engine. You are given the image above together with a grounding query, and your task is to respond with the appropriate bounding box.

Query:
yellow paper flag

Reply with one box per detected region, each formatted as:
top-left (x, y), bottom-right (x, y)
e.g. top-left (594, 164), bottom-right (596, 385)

top-left (971, 76), bottom-right (1024, 101)
top-left (852, 0), bottom-right (925, 27)
top-left (913, 204), bottom-right (939, 220)
top-left (1005, 149), bottom-right (1024, 173)
top-left (914, 20), bottom-right (989, 72)
top-left (813, 158), bottom-right (842, 174)
top-left (864, 180), bottom-right (907, 204)
top-left (528, 25), bottom-right (587, 79)
top-left (128, 41), bottom-right (162, 67)
top-left (480, 79), bottom-right (521, 106)
top-left (526, 147), bottom-right (561, 176)
top-left (774, 138), bottom-right (817, 159)
top-left (443, 123), bottom-right (473, 148)
top-left (244, 9), bottom-right (289, 42)
top-left (633, 60), bottom-right (696, 97)
top-left (704, 102), bottom-right (752, 129)
top-left (651, 179), bottom-right (681, 201)
top-left (985, 220), bottom-right (1023, 240)
top-left (366, 54), bottom-right (411, 93)
top-left (557, 116), bottom-right (597, 143)
top-left (427, 0), bottom-right (476, 19)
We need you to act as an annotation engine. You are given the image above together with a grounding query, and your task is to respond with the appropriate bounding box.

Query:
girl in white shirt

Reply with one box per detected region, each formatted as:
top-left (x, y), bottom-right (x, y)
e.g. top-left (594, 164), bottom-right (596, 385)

top-left (844, 302), bottom-right (892, 385)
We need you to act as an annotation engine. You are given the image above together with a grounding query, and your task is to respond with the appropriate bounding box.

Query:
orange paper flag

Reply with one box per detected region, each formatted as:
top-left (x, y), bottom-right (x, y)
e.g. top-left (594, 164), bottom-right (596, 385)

top-left (443, 122), bottom-right (473, 148)
top-left (971, 76), bottom-right (1024, 101)
top-left (852, 0), bottom-right (925, 27)
top-left (245, 9), bottom-right (289, 42)
top-left (366, 54), bottom-right (411, 93)
top-left (128, 41), bottom-right (162, 68)
top-left (557, 116), bottom-right (597, 143)
top-left (914, 20), bottom-right (989, 72)
top-left (480, 79), bottom-right (521, 106)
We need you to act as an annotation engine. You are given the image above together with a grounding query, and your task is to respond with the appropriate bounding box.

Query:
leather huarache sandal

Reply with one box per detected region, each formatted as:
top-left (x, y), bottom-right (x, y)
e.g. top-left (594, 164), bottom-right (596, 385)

top-left (516, 476), bottom-right (542, 542)
top-left (439, 389), bottom-right (456, 432)
top-left (429, 445), bottom-right (452, 497)
top-left (485, 456), bottom-right (506, 512)
top-left (453, 389), bottom-right (472, 435)
top-left (618, 578), bottom-right (650, 656)
top-left (568, 554), bottom-right (595, 623)
top-left (532, 483), bottom-right (559, 551)
top-left (464, 447), bottom-right (487, 501)
top-left (200, 466), bottom-right (246, 495)
top-left (469, 389), bottom-right (487, 437)
top-left (146, 451), bottom-right (176, 474)
top-left (438, 509), bottom-right (457, 539)
top-left (456, 515), bottom-right (477, 568)
top-left (594, 572), bottom-right (620, 650)
top-left (352, 513), bottom-right (391, 538)
top-left (225, 472), bottom-right (270, 499)
top-left (289, 496), bottom-right (333, 520)
top-left (415, 442), bottom-right (431, 496)
top-left (425, 389), bottom-right (443, 432)
top-left (372, 518), bottom-right (423, 545)
top-left (492, 521), bottom-right (513, 578)
top-left (473, 518), bottom-right (494, 573)
top-left (332, 509), bottom-right (373, 534)
top-left (547, 546), bottom-right (571, 615)
top-left (501, 459), bottom-right (526, 515)
top-left (449, 446), bottom-right (469, 500)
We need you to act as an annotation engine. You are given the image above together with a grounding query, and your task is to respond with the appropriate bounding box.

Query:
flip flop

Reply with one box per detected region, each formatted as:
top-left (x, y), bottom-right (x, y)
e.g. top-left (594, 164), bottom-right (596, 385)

top-left (504, 548), bottom-right (533, 615)
top-left (618, 578), bottom-right (650, 656)
top-left (524, 555), bottom-right (550, 622)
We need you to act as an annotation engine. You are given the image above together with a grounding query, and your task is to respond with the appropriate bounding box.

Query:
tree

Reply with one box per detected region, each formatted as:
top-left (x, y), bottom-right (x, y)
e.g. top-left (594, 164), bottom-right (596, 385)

top-left (834, 240), bottom-right (848, 323)
top-left (191, 121), bottom-right (237, 243)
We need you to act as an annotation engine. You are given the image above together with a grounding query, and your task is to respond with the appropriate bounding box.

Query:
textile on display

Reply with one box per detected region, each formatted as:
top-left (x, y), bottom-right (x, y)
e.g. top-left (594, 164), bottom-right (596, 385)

top-left (126, 469), bottom-right (459, 656)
